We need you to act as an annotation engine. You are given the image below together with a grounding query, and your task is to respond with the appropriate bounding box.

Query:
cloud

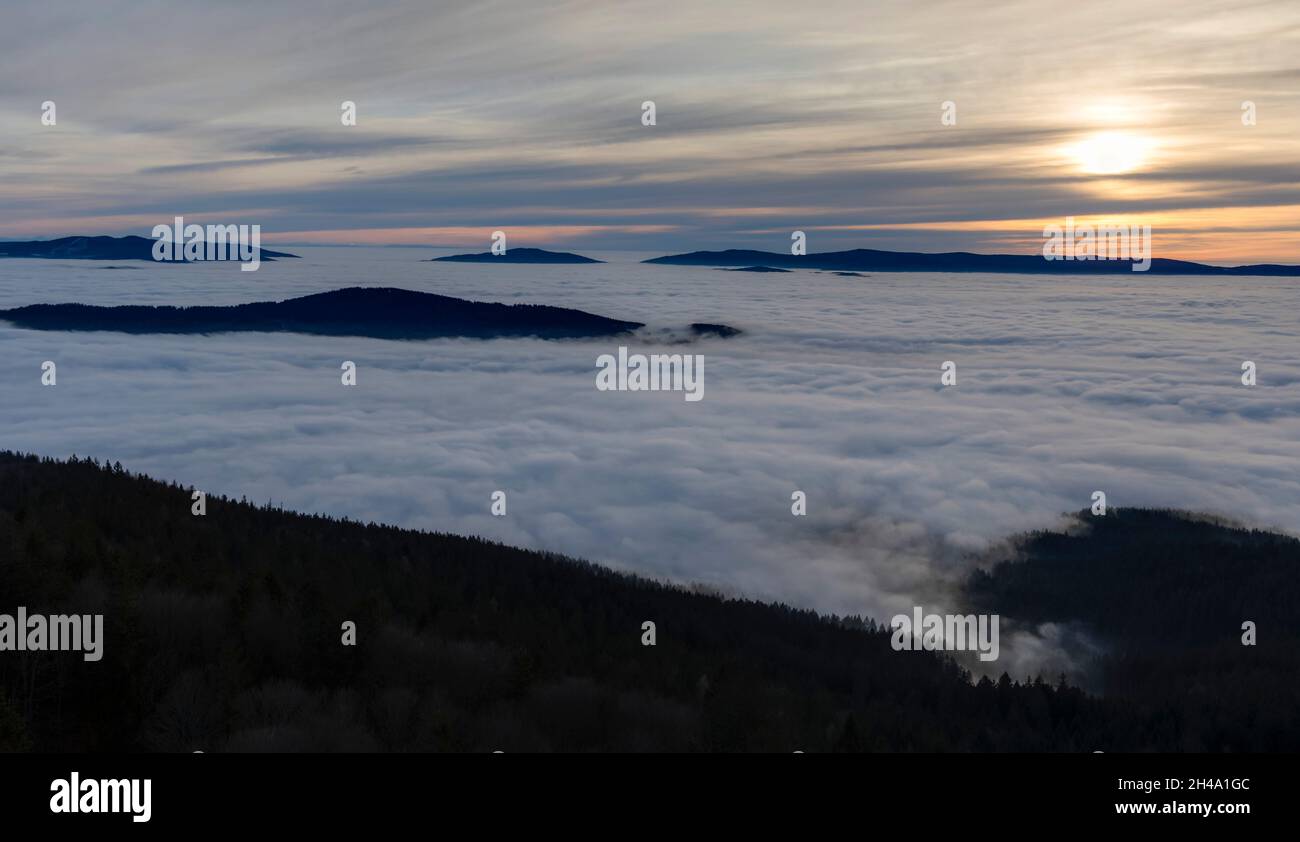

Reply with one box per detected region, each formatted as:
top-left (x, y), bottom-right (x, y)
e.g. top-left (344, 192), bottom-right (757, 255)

top-left (3, 251), bottom-right (1300, 681)
top-left (3, 0), bottom-right (1300, 257)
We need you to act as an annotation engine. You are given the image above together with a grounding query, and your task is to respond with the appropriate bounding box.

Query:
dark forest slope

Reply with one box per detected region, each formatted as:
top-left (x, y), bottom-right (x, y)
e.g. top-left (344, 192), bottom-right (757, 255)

top-left (3, 456), bottom-right (1295, 751)
top-left (0, 452), bottom-right (1140, 753)
top-left (966, 509), bottom-right (1300, 751)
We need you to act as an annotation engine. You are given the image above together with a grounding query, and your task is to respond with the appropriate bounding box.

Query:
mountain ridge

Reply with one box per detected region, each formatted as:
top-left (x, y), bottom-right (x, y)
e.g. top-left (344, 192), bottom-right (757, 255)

top-left (0, 286), bottom-right (646, 340)
top-left (646, 247), bottom-right (1300, 276)
top-left (0, 235), bottom-right (299, 262)
top-left (430, 247), bottom-right (602, 264)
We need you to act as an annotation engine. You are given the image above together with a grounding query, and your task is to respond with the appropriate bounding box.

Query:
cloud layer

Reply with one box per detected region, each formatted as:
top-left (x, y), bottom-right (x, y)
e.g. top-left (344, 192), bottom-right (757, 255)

top-left (2, 1), bottom-right (1300, 258)
top-left (3, 250), bottom-right (1299, 684)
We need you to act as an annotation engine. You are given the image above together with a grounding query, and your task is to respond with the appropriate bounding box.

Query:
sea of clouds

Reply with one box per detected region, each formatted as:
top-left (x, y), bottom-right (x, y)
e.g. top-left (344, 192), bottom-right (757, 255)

top-left (3, 246), bottom-right (1298, 681)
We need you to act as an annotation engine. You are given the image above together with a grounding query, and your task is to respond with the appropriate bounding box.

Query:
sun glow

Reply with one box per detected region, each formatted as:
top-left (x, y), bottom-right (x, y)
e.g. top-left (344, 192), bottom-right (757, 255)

top-left (1067, 131), bottom-right (1157, 175)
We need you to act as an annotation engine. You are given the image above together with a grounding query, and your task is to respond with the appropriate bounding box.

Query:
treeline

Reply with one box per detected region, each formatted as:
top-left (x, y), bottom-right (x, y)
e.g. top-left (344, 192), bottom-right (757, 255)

top-left (966, 507), bottom-right (1300, 751)
top-left (0, 452), bottom-right (1273, 752)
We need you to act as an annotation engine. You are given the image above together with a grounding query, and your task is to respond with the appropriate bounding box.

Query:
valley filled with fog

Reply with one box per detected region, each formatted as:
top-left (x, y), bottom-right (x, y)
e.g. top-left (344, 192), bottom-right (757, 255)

top-left (3, 246), bottom-right (1297, 679)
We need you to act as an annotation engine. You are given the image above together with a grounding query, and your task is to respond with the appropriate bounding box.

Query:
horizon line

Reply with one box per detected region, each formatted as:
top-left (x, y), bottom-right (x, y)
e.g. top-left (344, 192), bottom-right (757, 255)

top-left (3, 232), bottom-right (1299, 268)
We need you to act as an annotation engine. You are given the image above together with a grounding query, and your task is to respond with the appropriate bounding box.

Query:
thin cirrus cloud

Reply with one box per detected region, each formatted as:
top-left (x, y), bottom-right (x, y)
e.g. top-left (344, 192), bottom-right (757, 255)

top-left (1, 0), bottom-right (1299, 258)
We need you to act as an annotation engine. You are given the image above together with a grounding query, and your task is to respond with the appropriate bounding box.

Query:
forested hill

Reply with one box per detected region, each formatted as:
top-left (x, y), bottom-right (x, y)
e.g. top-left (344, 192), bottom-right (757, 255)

top-left (0, 289), bottom-right (750, 342)
top-left (0, 287), bottom-right (645, 340)
top-left (0, 452), bottom-right (1273, 753)
top-left (966, 508), bottom-right (1300, 751)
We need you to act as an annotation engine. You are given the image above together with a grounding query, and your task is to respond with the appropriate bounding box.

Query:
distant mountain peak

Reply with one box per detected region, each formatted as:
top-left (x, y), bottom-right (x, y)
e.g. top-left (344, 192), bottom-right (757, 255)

top-left (430, 247), bottom-right (602, 264)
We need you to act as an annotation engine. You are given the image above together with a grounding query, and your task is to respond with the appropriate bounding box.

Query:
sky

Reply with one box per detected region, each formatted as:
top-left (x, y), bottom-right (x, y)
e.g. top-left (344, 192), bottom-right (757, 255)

top-left (2, 0), bottom-right (1300, 260)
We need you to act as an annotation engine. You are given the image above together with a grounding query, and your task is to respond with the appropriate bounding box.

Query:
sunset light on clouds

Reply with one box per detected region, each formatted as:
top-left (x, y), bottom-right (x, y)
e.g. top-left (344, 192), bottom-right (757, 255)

top-left (2, 0), bottom-right (1299, 261)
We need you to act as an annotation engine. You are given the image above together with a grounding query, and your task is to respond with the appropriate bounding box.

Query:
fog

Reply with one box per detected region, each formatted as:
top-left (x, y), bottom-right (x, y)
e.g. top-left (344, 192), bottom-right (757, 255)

top-left (3, 247), bottom-right (1297, 680)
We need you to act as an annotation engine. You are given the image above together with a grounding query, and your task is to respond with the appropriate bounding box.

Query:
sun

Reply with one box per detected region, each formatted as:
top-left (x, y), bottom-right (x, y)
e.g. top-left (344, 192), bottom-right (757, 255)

top-left (1067, 131), bottom-right (1156, 175)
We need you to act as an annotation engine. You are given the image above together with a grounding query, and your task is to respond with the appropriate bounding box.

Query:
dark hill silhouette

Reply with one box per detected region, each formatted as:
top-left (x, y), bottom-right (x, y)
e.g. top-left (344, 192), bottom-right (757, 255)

top-left (0, 235), bottom-right (298, 262)
top-left (430, 247), bottom-right (602, 264)
top-left (690, 323), bottom-right (743, 338)
top-left (3, 454), bottom-right (1298, 751)
top-left (966, 508), bottom-right (1300, 750)
top-left (0, 287), bottom-right (645, 340)
top-left (647, 248), bottom-right (1300, 276)
top-left (0, 453), bottom-right (1126, 752)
